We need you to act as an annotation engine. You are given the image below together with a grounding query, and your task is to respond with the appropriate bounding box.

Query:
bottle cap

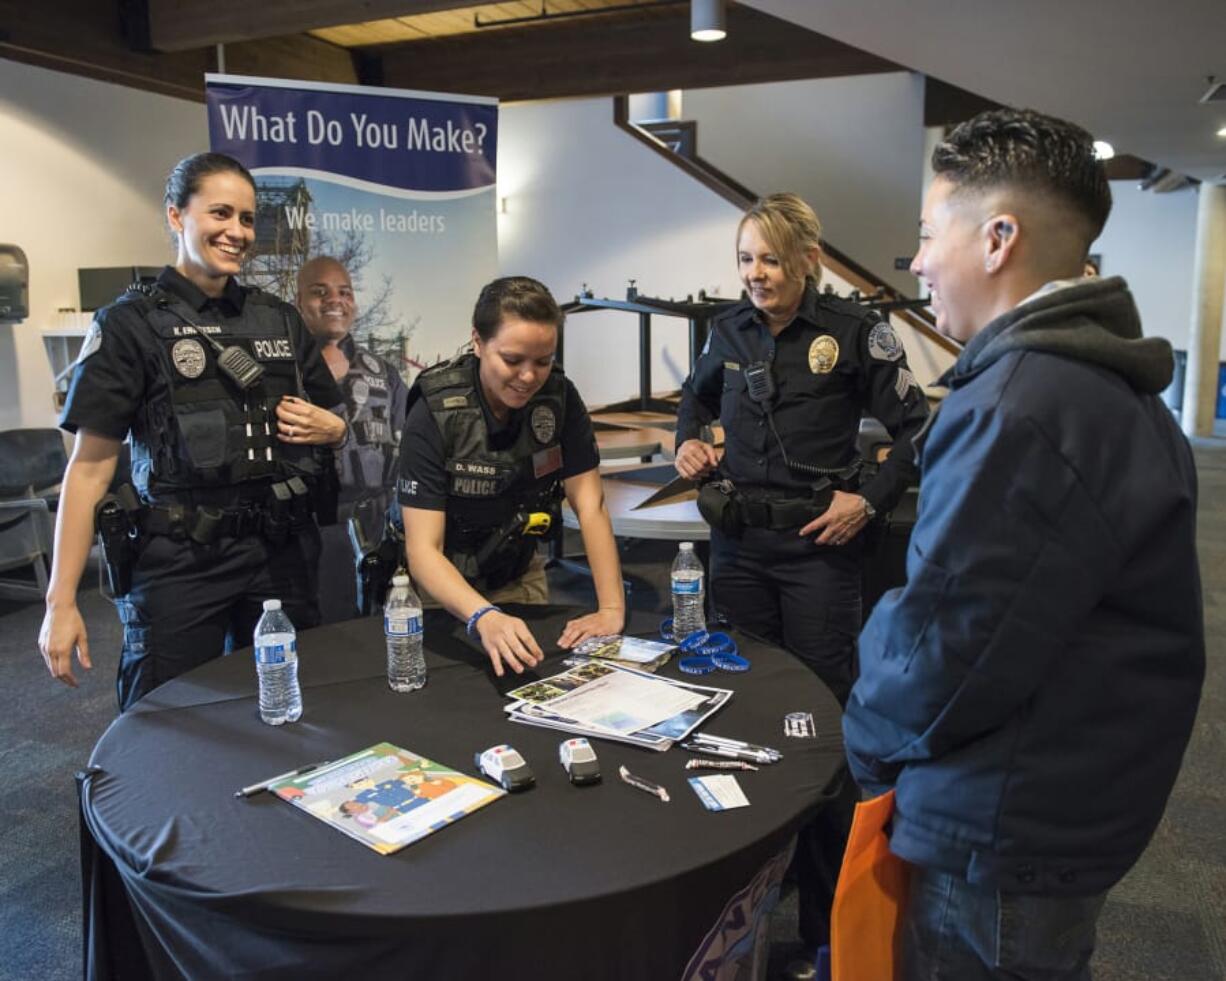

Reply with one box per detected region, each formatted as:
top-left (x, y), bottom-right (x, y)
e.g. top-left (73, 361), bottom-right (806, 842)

top-left (680, 541), bottom-right (694, 551)
top-left (262, 599), bottom-right (282, 611)
top-left (392, 574), bottom-right (410, 586)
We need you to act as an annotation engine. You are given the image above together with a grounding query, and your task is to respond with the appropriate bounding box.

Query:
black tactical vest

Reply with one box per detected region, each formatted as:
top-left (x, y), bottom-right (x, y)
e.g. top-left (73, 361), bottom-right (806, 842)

top-left (339, 341), bottom-right (399, 498)
top-left (414, 353), bottom-right (566, 586)
top-left (124, 288), bottom-right (321, 498)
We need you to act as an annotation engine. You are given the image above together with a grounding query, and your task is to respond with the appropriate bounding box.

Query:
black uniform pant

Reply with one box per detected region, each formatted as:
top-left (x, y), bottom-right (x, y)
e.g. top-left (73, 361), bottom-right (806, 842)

top-left (114, 525), bottom-right (321, 712)
top-left (710, 525), bottom-right (862, 951)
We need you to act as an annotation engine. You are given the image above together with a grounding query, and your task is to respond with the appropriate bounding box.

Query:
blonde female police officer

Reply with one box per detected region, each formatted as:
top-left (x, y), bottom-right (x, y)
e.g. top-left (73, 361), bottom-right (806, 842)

top-left (675, 192), bottom-right (929, 956)
top-left (399, 276), bottom-right (625, 677)
top-left (39, 152), bottom-right (347, 710)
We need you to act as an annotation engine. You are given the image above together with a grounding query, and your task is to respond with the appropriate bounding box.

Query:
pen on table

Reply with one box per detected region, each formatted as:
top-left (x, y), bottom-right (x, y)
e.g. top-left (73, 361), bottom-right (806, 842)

top-left (693, 734), bottom-right (781, 756)
top-left (235, 761), bottom-right (330, 798)
top-left (618, 765), bottom-right (670, 803)
top-left (681, 742), bottom-right (775, 764)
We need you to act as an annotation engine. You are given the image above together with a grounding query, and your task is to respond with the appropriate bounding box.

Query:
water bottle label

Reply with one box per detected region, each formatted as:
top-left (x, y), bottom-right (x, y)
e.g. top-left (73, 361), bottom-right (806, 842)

top-left (385, 615), bottom-right (423, 636)
top-left (255, 642), bottom-right (292, 665)
top-left (671, 576), bottom-right (703, 595)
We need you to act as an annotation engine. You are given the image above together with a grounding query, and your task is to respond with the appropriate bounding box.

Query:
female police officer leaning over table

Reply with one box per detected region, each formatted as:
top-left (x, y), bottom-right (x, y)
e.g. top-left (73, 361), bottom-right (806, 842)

top-left (398, 276), bottom-right (625, 677)
top-left (38, 152), bottom-right (347, 711)
top-left (675, 193), bottom-right (929, 959)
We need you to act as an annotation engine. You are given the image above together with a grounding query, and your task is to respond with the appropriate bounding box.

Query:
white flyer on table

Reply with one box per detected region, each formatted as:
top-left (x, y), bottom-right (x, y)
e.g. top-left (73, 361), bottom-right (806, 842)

top-left (542, 670), bottom-right (706, 734)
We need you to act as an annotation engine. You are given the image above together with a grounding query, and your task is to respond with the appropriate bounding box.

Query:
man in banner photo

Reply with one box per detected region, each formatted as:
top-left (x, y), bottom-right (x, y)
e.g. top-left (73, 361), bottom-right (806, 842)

top-left (206, 74), bottom-right (499, 386)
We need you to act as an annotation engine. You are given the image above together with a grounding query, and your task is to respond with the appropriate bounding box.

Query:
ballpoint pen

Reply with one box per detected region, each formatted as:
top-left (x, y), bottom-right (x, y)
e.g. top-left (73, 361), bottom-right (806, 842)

top-left (692, 734), bottom-right (781, 755)
top-left (680, 742), bottom-right (775, 764)
top-left (235, 760), bottom-right (331, 798)
top-left (689, 735), bottom-right (781, 760)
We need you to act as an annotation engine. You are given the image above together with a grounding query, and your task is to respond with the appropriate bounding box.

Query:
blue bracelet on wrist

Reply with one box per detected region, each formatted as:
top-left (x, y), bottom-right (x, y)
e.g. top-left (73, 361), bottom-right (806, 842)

top-left (466, 605), bottom-right (502, 637)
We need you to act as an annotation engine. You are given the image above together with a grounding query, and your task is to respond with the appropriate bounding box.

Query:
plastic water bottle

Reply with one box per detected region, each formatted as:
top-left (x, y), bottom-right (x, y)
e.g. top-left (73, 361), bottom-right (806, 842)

top-left (385, 574), bottom-right (426, 692)
top-left (254, 599), bottom-right (302, 726)
top-left (671, 542), bottom-right (707, 641)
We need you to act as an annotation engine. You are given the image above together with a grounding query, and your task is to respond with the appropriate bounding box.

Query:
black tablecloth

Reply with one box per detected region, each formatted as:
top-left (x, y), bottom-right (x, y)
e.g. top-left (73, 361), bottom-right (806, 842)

top-left (80, 606), bottom-right (846, 980)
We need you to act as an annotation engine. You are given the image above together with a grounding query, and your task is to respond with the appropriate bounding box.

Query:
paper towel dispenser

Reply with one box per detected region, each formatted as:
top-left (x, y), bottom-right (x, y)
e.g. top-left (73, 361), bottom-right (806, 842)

top-left (0, 244), bottom-right (29, 323)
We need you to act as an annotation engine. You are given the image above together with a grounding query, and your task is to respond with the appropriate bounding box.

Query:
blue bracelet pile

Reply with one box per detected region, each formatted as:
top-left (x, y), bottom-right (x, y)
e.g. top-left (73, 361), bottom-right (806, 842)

top-left (660, 619), bottom-right (750, 674)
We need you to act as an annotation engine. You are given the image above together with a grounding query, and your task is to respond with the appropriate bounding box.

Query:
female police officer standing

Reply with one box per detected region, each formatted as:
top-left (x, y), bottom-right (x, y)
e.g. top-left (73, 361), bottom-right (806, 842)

top-left (39, 152), bottom-right (347, 710)
top-left (675, 194), bottom-right (929, 960)
top-left (399, 276), bottom-right (624, 677)
top-left (676, 192), bottom-right (928, 702)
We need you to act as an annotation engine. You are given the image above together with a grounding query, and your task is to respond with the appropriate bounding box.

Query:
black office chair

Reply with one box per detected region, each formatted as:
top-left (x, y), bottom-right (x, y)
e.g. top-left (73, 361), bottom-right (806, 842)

top-left (0, 428), bottom-right (67, 503)
top-left (0, 429), bottom-right (67, 601)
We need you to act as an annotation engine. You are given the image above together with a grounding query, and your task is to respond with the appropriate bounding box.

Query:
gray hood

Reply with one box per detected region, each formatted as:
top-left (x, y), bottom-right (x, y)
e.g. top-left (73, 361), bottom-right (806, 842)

top-left (946, 276), bottom-right (1173, 395)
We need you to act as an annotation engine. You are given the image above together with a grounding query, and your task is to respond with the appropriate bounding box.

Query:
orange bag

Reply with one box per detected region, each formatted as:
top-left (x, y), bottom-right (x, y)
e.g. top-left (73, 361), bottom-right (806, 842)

top-left (830, 789), bottom-right (911, 981)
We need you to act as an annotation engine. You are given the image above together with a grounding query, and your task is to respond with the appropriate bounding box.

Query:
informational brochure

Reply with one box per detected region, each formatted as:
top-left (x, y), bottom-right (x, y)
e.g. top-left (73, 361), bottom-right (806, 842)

top-left (269, 742), bottom-right (504, 855)
top-left (571, 634), bottom-right (677, 671)
top-left (505, 662), bottom-right (732, 751)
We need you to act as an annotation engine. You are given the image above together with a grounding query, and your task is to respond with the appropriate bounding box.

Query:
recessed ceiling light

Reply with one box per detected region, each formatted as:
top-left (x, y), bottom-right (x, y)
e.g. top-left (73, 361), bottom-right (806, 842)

top-left (1217, 125), bottom-right (1226, 139)
top-left (1093, 141), bottom-right (1115, 160)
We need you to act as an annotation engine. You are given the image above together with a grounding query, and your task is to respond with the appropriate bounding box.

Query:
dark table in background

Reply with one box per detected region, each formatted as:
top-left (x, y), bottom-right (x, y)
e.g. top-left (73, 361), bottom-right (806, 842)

top-left (79, 606), bottom-right (845, 981)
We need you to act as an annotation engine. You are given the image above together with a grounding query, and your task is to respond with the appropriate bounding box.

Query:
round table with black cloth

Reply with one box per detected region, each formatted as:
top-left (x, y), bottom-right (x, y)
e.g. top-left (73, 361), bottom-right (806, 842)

top-left (78, 606), bottom-right (845, 981)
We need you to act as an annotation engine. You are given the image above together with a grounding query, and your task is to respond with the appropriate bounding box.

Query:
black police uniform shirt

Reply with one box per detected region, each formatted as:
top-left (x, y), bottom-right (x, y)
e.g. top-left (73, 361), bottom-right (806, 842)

top-left (332, 333), bottom-right (409, 501)
top-left (676, 286), bottom-right (929, 513)
top-left (60, 266), bottom-right (344, 499)
top-left (397, 358), bottom-right (601, 511)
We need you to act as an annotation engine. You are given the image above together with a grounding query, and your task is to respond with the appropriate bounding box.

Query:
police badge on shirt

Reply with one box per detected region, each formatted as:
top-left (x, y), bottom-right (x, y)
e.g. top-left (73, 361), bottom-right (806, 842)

top-left (530, 405), bottom-right (557, 444)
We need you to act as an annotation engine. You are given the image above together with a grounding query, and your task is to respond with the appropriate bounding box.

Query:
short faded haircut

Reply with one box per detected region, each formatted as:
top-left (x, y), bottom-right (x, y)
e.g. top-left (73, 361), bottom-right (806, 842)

top-left (932, 108), bottom-right (1112, 247)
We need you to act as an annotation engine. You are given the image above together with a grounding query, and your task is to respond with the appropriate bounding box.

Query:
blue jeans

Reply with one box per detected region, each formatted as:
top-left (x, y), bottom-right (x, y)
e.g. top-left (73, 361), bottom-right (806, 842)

top-left (900, 866), bottom-right (1106, 980)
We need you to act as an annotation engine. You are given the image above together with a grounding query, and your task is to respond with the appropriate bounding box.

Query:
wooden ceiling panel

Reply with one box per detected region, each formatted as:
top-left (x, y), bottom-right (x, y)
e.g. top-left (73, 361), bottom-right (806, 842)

top-left (145, 0), bottom-right (479, 51)
top-left (373, 4), bottom-right (901, 102)
top-left (312, 0), bottom-right (674, 46)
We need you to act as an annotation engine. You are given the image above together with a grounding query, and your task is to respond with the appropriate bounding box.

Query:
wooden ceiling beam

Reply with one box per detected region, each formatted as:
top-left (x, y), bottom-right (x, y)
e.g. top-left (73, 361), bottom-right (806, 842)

top-left (0, 0), bottom-right (358, 102)
top-left (144, 0), bottom-right (478, 52)
top-left (372, 4), bottom-right (902, 102)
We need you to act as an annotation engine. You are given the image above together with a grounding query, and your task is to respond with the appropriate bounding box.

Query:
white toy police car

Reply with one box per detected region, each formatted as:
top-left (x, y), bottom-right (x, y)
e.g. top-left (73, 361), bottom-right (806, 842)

top-left (475, 744), bottom-right (535, 792)
top-left (559, 738), bottom-right (601, 786)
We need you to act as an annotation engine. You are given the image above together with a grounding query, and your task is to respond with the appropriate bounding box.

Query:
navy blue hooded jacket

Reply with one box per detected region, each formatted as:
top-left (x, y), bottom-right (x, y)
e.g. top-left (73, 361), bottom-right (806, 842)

top-left (844, 276), bottom-right (1204, 895)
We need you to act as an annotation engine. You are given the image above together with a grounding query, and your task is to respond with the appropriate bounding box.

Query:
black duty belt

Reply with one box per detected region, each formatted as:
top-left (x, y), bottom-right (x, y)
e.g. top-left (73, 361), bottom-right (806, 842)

top-left (142, 504), bottom-right (264, 543)
top-left (738, 496), bottom-right (824, 530)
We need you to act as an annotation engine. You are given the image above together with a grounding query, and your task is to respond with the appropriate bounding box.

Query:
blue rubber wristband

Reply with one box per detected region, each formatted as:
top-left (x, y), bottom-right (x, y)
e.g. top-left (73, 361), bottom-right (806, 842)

top-left (678, 655), bottom-right (718, 675)
top-left (466, 604), bottom-right (502, 637)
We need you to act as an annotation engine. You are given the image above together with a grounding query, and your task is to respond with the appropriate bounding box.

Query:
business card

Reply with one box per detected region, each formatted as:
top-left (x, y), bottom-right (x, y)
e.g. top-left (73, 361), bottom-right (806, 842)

top-left (688, 774), bottom-right (750, 811)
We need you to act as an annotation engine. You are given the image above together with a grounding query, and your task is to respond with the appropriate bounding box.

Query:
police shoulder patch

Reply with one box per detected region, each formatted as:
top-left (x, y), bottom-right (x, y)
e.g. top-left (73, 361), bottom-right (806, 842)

top-left (75, 320), bottom-right (104, 365)
top-left (868, 321), bottom-right (904, 362)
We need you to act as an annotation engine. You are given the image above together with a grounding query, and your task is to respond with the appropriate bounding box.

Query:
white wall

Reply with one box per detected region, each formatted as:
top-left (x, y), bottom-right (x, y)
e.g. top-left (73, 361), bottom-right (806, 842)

top-left (683, 73), bottom-right (926, 296)
top-left (1092, 182), bottom-right (1201, 354)
top-left (0, 58), bottom-right (206, 430)
top-left (497, 96), bottom-right (745, 407)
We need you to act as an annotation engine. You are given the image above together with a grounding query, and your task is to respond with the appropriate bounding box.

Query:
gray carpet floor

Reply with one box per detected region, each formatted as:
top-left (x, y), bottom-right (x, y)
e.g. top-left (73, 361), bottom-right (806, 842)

top-left (1, 441), bottom-right (1223, 980)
